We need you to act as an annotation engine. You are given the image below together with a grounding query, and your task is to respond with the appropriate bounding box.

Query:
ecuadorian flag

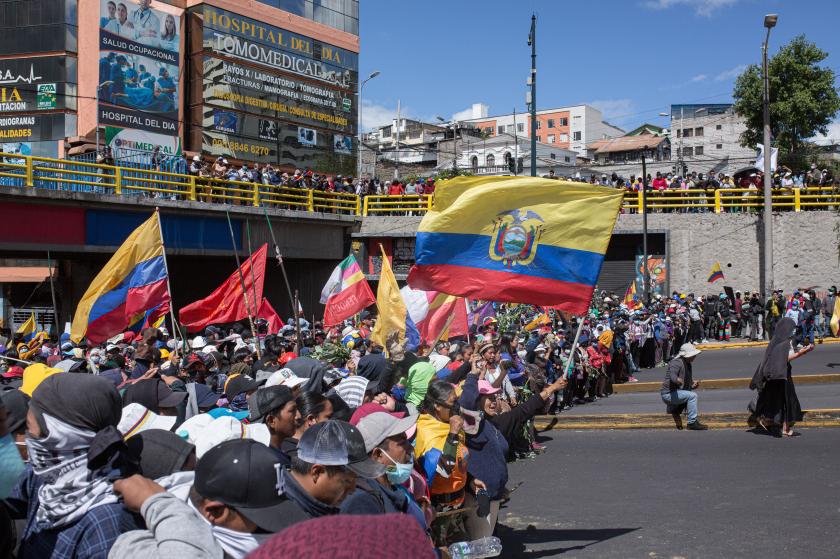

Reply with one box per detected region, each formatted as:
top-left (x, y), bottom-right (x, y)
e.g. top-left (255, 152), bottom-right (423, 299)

top-left (16, 313), bottom-right (37, 343)
top-left (707, 261), bottom-right (724, 283)
top-left (71, 213), bottom-right (171, 344)
top-left (408, 176), bottom-right (624, 314)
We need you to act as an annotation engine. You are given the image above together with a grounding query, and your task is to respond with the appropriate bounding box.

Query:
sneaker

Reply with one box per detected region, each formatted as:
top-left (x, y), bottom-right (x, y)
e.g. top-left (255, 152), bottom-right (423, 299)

top-left (687, 421), bottom-right (709, 431)
top-left (627, 376), bottom-right (639, 383)
top-left (530, 442), bottom-right (546, 452)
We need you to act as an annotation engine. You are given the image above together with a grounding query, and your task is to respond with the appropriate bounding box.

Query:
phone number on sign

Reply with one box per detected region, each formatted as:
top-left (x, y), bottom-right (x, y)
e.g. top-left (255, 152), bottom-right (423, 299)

top-left (212, 138), bottom-right (270, 156)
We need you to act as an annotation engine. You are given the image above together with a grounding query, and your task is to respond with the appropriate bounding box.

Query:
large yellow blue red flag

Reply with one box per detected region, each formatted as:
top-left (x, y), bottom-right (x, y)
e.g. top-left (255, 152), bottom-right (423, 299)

top-left (71, 212), bottom-right (171, 344)
top-left (407, 176), bottom-right (623, 314)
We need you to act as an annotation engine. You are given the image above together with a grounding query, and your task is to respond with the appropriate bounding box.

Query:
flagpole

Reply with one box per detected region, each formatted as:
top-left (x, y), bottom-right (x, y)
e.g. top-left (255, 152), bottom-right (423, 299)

top-left (155, 208), bottom-right (186, 349)
top-left (293, 289), bottom-right (302, 352)
top-left (261, 207), bottom-right (299, 337)
top-left (46, 251), bottom-right (60, 337)
top-left (564, 291), bottom-right (596, 379)
top-left (245, 220), bottom-right (262, 360)
top-left (225, 210), bottom-right (260, 351)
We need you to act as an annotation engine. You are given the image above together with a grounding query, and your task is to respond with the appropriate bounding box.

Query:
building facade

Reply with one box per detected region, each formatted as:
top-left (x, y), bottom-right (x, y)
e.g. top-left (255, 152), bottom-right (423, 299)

top-left (0, 0), bottom-right (359, 173)
top-left (461, 104), bottom-right (624, 156)
top-left (0, 0), bottom-right (79, 158)
top-left (670, 103), bottom-right (756, 176)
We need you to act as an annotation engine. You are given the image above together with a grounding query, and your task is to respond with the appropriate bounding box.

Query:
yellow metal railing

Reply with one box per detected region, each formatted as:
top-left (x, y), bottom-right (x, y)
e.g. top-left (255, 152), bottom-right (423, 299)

top-left (1, 153), bottom-right (838, 216)
top-left (620, 186), bottom-right (840, 213)
top-left (362, 195), bottom-right (432, 215)
top-left (0, 152), bottom-right (360, 214)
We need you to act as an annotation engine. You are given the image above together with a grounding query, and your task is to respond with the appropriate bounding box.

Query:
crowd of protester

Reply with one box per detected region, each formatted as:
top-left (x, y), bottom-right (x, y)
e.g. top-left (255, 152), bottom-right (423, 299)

top-left (0, 282), bottom-right (834, 557)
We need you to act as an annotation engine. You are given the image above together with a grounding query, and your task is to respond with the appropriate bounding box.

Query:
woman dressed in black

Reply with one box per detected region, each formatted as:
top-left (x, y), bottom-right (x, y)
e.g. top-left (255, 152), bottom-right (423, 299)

top-left (749, 317), bottom-right (812, 436)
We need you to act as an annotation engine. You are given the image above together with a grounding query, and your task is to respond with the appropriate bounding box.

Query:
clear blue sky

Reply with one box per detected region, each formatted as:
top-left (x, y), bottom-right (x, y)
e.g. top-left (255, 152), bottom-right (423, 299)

top-left (358, 0), bottom-right (840, 141)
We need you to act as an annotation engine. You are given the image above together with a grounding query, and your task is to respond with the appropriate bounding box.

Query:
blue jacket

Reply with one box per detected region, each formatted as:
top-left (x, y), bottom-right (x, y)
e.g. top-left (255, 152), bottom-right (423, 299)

top-left (459, 374), bottom-right (509, 500)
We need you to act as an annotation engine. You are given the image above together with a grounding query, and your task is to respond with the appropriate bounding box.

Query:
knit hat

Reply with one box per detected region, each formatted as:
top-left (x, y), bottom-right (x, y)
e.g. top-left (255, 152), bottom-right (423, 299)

top-left (247, 514), bottom-right (436, 559)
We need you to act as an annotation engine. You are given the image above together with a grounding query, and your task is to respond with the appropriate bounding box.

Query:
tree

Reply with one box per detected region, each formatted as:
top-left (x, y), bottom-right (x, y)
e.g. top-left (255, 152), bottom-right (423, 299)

top-left (732, 35), bottom-right (840, 168)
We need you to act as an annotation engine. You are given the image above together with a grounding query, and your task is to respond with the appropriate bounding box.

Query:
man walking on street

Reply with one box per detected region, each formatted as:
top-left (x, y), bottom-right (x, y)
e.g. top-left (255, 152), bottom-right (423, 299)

top-left (661, 343), bottom-right (708, 430)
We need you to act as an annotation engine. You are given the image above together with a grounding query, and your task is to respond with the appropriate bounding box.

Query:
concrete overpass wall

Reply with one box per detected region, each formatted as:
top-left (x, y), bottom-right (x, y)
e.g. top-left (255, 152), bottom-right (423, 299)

top-left (357, 212), bottom-right (840, 295)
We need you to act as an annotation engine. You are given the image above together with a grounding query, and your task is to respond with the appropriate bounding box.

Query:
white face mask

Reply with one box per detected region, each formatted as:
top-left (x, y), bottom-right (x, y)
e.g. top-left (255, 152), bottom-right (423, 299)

top-left (209, 524), bottom-right (271, 559)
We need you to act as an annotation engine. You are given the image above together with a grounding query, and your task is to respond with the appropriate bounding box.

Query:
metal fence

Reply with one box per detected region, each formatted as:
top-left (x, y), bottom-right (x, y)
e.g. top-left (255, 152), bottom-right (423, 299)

top-left (2, 152), bottom-right (838, 216)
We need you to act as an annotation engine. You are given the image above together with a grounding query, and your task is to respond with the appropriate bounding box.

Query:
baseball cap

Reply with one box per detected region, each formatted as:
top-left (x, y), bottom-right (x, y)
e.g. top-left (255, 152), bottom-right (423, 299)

top-left (0, 389), bottom-right (29, 433)
top-left (263, 368), bottom-right (308, 390)
top-left (248, 385), bottom-right (295, 422)
top-left (1, 365), bottom-right (24, 379)
top-left (194, 415), bottom-right (271, 458)
top-left (477, 380), bottom-right (501, 395)
top-left (353, 411), bottom-right (417, 453)
top-left (296, 420), bottom-right (386, 479)
top-left (223, 374), bottom-right (262, 400)
top-left (118, 403), bottom-right (177, 439)
top-left (195, 439), bottom-right (308, 532)
top-left (20, 363), bottom-right (62, 397)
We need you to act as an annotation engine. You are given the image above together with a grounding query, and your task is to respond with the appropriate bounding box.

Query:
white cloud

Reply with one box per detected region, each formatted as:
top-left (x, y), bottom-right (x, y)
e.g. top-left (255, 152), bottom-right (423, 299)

top-left (715, 64), bottom-right (747, 81)
top-left (451, 106), bottom-right (476, 122)
top-left (360, 100), bottom-right (406, 131)
top-left (644, 0), bottom-right (740, 17)
top-left (588, 99), bottom-right (635, 121)
top-left (811, 120), bottom-right (840, 146)
top-left (691, 74), bottom-right (708, 83)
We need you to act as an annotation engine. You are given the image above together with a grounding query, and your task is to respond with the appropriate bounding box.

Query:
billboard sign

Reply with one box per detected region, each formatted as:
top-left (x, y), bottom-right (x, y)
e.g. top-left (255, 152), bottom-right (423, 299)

top-left (201, 5), bottom-right (358, 88)
top-left (0, 57), bottom-right (75, 112)
top-left (98, 0), bottom-right (181, 148)
top-left (201, 57), bottom-right (354, 132)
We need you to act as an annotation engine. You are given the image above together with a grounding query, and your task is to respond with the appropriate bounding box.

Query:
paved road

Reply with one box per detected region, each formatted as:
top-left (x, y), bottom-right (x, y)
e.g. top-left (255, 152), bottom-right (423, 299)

top-left (498, 429), bottom-right (840, 558)
top-left (630, 342), bottom-right (840, 381)
top-left (557, 382), bottom-right (840, 416)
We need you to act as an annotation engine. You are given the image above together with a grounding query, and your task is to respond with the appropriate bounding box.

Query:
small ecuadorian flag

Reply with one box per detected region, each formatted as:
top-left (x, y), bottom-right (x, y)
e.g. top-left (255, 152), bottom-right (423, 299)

top-left (707, 262), bottom-right (725, 283)
top-left (16, 313), bottom-right (37, 343)
top-left (407, 176), bottom-right (624, 315)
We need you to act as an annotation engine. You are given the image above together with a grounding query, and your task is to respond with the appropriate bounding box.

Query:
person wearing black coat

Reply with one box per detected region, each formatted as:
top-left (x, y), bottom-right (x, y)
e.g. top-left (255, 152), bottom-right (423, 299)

top-left (749, 317), bottom-right (812, 436)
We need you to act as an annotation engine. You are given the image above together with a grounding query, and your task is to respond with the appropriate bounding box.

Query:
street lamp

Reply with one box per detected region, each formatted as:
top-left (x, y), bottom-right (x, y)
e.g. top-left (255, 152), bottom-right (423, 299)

top-left (762, 14), bottom-right (777, 297)
top-left (357, 71), bottom-right (381, 180)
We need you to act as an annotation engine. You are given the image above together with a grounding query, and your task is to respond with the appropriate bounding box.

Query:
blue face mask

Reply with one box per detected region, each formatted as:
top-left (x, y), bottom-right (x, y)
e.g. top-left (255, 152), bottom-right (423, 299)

top-left (382, 449), bottom-right (413, 486)
top-left (0, 434), bottom-right (25, 499)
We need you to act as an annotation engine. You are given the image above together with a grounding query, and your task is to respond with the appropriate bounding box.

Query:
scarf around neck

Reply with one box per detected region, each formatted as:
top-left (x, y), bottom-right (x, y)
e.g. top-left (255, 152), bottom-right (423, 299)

top-left (26, 413), bottom-right (118, 529)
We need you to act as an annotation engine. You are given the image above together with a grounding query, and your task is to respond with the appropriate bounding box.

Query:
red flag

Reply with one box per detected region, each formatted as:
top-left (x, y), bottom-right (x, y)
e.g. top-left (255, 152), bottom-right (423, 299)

top-left (179, 244), bottom-right (268, 332)
top-left (257, 298), bottom-right (284, 334)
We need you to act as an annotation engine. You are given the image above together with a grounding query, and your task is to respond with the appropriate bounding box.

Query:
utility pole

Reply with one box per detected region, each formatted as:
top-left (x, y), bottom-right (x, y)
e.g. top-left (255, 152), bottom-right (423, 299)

top-left (528, 14), bottom-right (537, 177)
top-left (641, 152), bottom-right (650, 304)
top-left (513, 108), bottom-right (519, 176)
top-left (394, 99), bottom-right (400, 180)
top-left (762, 14), bottom-right (778, 297)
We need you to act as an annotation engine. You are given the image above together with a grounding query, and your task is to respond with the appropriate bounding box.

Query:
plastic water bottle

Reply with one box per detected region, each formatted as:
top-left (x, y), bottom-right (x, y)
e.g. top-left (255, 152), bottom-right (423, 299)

top-left (448, 536), bottom-right (503, 559)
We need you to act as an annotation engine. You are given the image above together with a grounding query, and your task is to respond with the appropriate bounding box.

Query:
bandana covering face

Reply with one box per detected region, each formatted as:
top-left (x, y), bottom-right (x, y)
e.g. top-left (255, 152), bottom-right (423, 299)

top-left (26, 413), bottom-right (118, 529)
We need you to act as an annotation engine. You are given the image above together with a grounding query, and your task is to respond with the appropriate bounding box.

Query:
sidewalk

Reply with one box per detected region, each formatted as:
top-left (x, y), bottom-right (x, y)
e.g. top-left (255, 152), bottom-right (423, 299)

top-left (696, 337), bottom-right (840, 351)
top-left (538, 383), bottom-right (840, 430)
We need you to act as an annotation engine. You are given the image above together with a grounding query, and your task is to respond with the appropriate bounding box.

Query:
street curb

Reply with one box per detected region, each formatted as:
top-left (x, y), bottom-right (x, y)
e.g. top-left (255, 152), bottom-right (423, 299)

top-left (696, 338), bottom-right (840, 351)
top-left (613, 373), bottom-right (840, 393)
top-left (534, 409), bottom-right (840, 430)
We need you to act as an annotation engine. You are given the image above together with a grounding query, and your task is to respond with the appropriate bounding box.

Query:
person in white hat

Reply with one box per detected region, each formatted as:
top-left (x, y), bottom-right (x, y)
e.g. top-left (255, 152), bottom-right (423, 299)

top-left (660, 343), bottom-right (707, 430)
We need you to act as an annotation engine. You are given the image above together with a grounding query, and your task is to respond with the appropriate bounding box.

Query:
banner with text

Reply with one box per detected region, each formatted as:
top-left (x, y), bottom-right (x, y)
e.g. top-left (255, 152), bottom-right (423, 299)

top-left (98, 0), bottom-right (182, 147)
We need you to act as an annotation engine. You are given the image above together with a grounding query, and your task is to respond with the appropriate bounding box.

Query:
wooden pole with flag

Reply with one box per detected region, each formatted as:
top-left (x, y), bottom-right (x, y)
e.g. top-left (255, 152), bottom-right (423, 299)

top-left (245, 220), bottom-right (262, 359)
top-left (46, 251), bottom-right (60, 337)
top-left (225, 210), bottom-right (259, 348)
top-left (262, 207), bottom-right (301, 349)
top-left (155, 208), bottom-right (186, 350)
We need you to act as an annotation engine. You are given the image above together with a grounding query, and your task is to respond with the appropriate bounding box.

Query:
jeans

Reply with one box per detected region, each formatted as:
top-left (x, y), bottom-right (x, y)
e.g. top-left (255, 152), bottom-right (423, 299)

top-left (802, 320), bottom-right (815, 345)
top-left (815, 315), bottom-right (826, 338)
top-left (661, 390), bottom-right (698, 423)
